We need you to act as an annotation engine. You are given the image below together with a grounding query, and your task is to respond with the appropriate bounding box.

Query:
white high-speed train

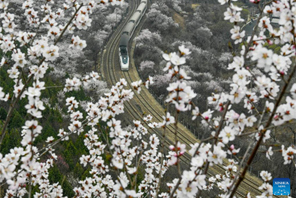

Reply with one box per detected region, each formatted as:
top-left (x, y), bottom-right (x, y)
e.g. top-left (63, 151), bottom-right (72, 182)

top-left (119, 0), bottom-right (148, 71)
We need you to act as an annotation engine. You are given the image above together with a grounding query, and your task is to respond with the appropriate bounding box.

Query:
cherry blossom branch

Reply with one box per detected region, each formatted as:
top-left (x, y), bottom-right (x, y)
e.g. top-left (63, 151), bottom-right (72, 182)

top-left (0, 3), bottom-right (84, 147)
top-left (196, 101), bottom-right (231, 198)
top-left (227, 140), bottom-right (254, 193)
top-left (237, 125), bottom-right (275, 137)
top-left (229, 64), bottom-right (296, 197)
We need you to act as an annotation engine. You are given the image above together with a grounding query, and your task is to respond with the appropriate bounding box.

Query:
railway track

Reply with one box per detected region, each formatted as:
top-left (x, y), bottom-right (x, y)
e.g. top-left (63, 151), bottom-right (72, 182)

top-left (100, 0), bottom-right (279, 197)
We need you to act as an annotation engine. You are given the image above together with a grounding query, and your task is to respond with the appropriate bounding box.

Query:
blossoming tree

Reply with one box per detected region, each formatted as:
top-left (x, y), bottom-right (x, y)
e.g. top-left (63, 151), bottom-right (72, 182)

top-left (0, 0), bottom-right (296, 197)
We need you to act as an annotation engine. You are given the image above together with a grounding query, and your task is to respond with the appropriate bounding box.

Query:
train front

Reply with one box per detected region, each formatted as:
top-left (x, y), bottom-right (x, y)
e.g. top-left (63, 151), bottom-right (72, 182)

top-left (119, 34), bottom-right (130, 71)
top-left (119, 46), bottom-right (129, 70)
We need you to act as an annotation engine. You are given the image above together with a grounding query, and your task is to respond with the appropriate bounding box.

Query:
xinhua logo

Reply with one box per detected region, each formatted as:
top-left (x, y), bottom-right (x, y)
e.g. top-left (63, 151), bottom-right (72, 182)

top-left (273, 178), bottom-right (290, 195)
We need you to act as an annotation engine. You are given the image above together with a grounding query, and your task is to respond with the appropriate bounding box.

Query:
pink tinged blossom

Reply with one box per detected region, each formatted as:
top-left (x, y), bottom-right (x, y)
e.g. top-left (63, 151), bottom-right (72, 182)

top-left (225, 110), bottom-right (246, 130)
top-left (272, 104), bottom-right (294, 125)
top-left (167, 151), bottom-right (178, 166)
top-left (169, 145), bottom-right (175, 150)
top-left (201, 109), bottom-right (213, 122)
top-left (167, 142), bottom-right (186, 166)
top-left (227, 145), bottom-right (240, 155)
top-left (250, 0), bottom-right (260, 4)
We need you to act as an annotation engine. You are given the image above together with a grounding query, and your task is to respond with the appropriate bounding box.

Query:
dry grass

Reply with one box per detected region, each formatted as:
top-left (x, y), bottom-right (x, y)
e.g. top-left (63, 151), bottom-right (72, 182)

top-left (191, 3), bottom-right (200, 10)
top-left (172, 12), bottom-right (186, 30)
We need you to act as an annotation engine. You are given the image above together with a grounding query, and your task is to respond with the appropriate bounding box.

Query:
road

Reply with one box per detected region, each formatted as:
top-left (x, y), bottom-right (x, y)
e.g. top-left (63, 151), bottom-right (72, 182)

top-left (99, 0), bottom-right (276, 197)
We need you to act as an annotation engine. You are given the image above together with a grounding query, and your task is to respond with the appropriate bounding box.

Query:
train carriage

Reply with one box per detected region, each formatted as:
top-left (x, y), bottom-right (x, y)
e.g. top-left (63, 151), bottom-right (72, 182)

top-left (119, 0), bottom-right (148, 70)
top-left (122, 21), bottom-right (135, 36)
top-left (129, 12), bottom-right (141, 26)
top-left (137, 2), bottom-right (147, 13)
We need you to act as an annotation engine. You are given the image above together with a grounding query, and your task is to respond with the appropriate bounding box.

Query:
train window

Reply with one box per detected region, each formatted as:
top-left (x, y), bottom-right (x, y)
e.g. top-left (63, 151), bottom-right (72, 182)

top-left (120, 47), bottom-right (127, 55)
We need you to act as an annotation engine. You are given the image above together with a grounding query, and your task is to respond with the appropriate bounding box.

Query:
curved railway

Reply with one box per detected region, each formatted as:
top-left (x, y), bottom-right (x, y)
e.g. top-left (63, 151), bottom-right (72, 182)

top-left (100, 0), bottom-right (278, 197)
